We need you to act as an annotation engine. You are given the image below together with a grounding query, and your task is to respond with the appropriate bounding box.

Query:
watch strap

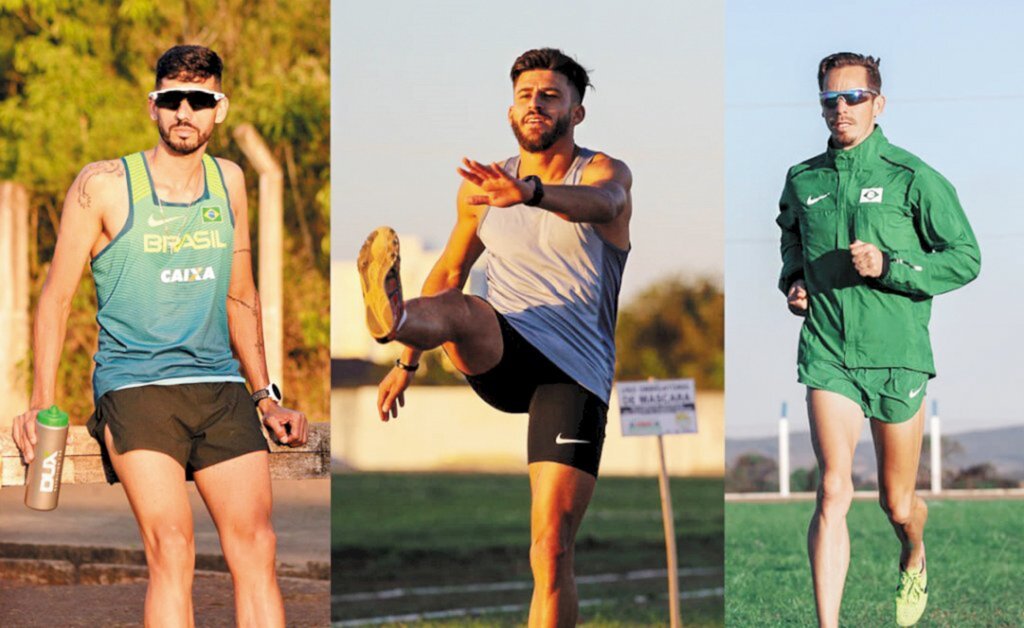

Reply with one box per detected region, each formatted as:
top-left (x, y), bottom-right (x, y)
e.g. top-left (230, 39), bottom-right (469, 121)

top-left (523, 175), bottom-right (544, 206)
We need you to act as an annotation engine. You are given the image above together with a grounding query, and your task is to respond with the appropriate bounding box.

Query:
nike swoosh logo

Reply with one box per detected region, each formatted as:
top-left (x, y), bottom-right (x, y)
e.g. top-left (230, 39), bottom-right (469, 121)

top-left (909, 383), bottom-right (926, 399)
top-left (555, 433), bottom-right (590, 445)
top-left (148, 214), bottom-right (185, 228)
top-left (806, 194), bottom-right (830, 206)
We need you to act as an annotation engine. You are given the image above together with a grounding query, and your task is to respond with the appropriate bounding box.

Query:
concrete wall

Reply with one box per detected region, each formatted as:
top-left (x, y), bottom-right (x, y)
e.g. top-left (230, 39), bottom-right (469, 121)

top-left (332, 386), bottom-right (723, 477)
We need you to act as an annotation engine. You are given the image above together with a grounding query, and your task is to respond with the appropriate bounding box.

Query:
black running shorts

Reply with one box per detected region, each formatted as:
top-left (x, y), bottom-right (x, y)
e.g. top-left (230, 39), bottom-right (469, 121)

top-left (86, 382), bottom-right (269, 484)
top-left (464, 304), bottom-right (608, 477)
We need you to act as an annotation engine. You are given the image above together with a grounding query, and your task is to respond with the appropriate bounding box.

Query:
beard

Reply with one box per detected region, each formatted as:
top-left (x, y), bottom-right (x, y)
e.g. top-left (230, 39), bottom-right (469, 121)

top-left (511, 112), bottom-right (571, 153)
top-left (158, 120), bottom-right (213, 155)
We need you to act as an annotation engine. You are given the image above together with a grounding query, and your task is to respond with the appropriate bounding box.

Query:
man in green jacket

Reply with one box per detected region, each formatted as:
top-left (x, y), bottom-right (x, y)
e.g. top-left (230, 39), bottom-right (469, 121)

top-left (778, 52), bottom-right (980, 628)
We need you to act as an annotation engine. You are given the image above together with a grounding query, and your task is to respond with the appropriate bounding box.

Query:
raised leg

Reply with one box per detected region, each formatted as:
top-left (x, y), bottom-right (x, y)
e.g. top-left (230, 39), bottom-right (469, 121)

top-left (806, 389), bottom-right (865, 628)
top-left (400, 289), bottom-right (503, 375)
top-left (526, 461), bottom-right (596, 628)
top-left (105, 426), bottom-right (195, 628)
top-left (193, 450), bottom-right (284, 628)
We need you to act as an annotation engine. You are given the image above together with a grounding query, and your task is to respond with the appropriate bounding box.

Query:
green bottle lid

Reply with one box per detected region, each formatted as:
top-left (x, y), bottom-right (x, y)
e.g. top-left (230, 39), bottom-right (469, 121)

top-left (36, 405), bottom-right (69, 428)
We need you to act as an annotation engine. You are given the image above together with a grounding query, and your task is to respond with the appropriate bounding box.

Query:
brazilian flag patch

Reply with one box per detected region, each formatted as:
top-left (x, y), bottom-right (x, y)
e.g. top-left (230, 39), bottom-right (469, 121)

top-left (202, 207), bottom-right (223, 223)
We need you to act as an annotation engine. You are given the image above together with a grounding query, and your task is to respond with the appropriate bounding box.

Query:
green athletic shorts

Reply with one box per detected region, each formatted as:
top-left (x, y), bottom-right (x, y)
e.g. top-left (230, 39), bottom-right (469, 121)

top-left (798, 361), bottom-right (929, 423)
top-left (87, 382), bottom-right (269, 484)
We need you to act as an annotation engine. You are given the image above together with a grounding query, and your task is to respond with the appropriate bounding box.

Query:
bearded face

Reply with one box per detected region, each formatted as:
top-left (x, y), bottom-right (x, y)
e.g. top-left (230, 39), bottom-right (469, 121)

top-left (157, 116), bottom-right (215, 155)
top-left (510, 110), bottom-right (572, 153)
top-left (508, 69), bottom-right (581, 154)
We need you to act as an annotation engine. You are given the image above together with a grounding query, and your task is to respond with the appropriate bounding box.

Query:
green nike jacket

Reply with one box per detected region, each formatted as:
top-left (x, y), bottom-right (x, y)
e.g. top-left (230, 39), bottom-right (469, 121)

top-left (777, 126), bottom-right (981, 375)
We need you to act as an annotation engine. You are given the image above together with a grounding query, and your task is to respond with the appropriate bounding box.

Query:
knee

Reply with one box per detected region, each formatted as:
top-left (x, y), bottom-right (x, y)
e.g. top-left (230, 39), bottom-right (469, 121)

top-left (144, 525), bottom-right (194, 569)
top-left (436, 288), bottom-right (473, 316)
top-left (880, 491), bottom-right (918, 525)
top-left (530, 530), bottom-right (572, 578)
top-left (817, 472), bottom-right (854, 518)
top-left (225, 520), bottom-right (278, 562)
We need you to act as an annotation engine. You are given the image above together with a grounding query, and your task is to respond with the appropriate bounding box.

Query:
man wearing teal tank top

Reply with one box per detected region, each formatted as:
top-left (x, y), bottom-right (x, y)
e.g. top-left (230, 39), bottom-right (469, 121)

top-left (11, 45), bottom-right (308, 626)
top-left (358, 49), bottom-right (632, 627)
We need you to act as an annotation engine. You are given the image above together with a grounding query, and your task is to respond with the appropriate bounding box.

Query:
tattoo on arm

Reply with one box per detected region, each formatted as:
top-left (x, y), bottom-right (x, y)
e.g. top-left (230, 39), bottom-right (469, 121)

top-left (227, 291), bottom-right (266, 356)
top-left (234, 248), bottom-right (252, 255)
top-left (76, 161), bottom-right (124, 210)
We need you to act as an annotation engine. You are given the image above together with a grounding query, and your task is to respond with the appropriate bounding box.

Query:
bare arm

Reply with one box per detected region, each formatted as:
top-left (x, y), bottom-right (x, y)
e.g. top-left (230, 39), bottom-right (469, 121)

top-left (458, 153), bottom-right (632, 223)
top-left (222, 160), bottom-right (307, 446)
top-left (457, 152), bottom-right (632, 249)
top-left (12, 162), bottom-right (117, 462)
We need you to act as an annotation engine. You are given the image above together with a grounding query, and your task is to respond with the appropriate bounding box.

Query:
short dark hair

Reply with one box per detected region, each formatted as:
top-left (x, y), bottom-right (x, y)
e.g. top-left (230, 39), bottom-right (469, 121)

top-left (817, 52), bottom-right (882, 92)
top-left (155, 45), bottom-right (223, 88)
top-left (510, 48), bottom-right (592, 103)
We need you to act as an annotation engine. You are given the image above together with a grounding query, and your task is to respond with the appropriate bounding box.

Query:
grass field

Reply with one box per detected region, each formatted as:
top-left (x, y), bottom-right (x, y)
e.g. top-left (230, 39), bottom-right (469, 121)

top-left (726, 498), bottom-right (1024, 626)
top-left (332, 473), bottom-right (724, 626)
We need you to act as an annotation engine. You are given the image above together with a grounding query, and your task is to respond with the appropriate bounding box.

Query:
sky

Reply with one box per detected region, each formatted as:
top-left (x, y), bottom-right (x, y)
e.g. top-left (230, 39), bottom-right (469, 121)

top-left (331, 0), bottom-right (724, 305)
top-left (726, 0), bottom-right (1024, 437)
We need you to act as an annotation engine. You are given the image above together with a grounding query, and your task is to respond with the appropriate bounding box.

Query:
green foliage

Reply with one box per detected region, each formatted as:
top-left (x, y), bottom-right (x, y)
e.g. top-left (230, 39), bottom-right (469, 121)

top-left (2, 1), bottom-right (329, 419)
top-left (615, 276), bottom-right (724, 390)
top-left (725, 453), bottom-right (778, 493)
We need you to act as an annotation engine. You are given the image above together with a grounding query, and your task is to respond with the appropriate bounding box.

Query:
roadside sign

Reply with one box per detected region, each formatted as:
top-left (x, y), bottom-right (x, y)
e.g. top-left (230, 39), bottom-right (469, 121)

top-left (617, 378), bottom-right (697, 436)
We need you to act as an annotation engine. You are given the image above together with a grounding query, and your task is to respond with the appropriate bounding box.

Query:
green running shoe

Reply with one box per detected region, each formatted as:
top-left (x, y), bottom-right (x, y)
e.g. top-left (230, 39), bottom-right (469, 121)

top-left (895, 562), bottom-right (928, 626)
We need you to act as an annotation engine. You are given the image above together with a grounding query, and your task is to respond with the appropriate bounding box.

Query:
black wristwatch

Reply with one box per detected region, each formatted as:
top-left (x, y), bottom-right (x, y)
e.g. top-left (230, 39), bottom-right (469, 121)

top-left (523, 175), bottom-right (544, 206)
top-left (252, 383), bottom-right (282, 405)
top-left (395, 359), bottom-right (419, 372)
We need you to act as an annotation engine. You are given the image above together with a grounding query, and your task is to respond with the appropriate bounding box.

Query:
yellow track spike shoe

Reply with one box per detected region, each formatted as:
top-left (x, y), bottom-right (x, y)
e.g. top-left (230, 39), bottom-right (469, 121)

top-left (357, 227), bottom-right (405, 343)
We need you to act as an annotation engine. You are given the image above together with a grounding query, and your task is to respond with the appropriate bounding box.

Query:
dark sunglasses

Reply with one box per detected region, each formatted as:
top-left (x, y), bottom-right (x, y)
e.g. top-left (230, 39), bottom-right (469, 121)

top-left (819, 89), bottom-right (878, 109)
top-left (148, 88), bottom-right (226, 111)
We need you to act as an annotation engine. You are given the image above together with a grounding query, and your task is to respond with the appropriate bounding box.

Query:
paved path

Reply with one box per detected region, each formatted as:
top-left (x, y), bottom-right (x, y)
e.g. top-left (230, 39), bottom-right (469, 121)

top-left (0, 575), bottom-right (330, 626)
top-left (0, 479), bottom-right (330, 625)
top-left (0, 478), bottom-right (329, 567)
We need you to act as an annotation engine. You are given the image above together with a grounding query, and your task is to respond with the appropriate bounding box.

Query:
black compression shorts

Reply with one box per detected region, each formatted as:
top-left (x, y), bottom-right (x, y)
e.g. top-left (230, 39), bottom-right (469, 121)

top-left (464, 304), bottom-right (608, 477)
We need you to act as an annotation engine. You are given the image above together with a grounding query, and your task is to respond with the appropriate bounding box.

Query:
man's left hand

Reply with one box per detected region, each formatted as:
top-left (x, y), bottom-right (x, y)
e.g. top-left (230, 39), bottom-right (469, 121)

top-left (260, 402), bottom-right (308, 446)
top-left (850, 239), bottom-right (884, 278)
top-left (457, 157), bottom-right (533, 207)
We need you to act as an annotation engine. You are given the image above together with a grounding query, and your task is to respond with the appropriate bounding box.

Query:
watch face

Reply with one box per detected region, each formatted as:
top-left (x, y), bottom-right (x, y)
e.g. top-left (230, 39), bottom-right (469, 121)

top-left (270, 383), bottom-right (282, 401)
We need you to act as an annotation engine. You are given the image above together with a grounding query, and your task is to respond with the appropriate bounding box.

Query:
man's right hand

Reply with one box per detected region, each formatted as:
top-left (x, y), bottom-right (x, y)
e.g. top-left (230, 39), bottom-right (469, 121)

top-left (787, 279), bottom-right (809, 317)
top-left (12, 409), bottom-right (41, 464)
top-left (377, 366), bottom-right (413, 422)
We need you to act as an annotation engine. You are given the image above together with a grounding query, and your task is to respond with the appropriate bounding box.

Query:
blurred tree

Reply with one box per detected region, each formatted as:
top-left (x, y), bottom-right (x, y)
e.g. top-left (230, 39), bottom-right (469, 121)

top-left (726, 453), bottom-right (777, 493)
top-left (1, 0), bottom-right (329, 422)
top-left (615, 276), bottom-right (723, 390)
top-left (790, 466), bottom-right (819, 492)
top-left (949, 464), bottom-right (1017, 490)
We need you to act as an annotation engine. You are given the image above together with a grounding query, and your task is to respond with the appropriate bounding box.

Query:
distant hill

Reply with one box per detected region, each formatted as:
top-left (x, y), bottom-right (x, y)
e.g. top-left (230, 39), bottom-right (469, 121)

top-left (727, 425), bottom-right (1024, 481)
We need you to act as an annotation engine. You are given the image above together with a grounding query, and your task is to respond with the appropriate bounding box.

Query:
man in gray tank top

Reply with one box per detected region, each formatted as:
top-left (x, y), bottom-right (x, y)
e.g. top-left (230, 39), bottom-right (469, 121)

top-left (358, 48), bottom-right (632, 627)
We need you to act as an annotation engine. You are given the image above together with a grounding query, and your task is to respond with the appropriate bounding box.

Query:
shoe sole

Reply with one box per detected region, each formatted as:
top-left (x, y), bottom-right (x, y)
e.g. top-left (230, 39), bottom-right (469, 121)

top-left (357, 227), bottom-right (403, 343)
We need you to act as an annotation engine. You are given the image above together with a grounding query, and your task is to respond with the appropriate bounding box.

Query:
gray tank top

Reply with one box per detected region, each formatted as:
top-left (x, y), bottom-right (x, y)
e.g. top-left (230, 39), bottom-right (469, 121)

top-left (477, 147), bottom-right (629, 403)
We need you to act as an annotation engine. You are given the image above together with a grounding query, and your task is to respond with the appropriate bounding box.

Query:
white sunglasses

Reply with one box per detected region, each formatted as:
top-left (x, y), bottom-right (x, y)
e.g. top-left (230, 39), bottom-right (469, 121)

top-left (148, 87), bottom-right (226, 110)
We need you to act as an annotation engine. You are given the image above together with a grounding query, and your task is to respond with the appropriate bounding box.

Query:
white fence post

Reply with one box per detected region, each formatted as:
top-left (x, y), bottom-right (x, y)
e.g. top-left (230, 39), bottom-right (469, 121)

top-left (779, 401), bottom-right (790, 497)
top-left (0, 182), bottom-right (30, 429)
top-left (930, 400), bottom-right (941, 494)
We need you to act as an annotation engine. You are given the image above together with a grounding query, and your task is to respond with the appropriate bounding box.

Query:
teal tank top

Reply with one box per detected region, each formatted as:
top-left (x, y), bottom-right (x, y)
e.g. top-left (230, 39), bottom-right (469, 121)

top-left (90, 152), bottom-right (243, 401)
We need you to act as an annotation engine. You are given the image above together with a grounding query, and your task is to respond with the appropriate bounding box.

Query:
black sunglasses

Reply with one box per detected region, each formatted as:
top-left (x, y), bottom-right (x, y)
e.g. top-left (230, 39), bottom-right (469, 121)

top-left (819, 89), bottom-right (878, 109)
top-left (149, 88), bottom-right (226, 111)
